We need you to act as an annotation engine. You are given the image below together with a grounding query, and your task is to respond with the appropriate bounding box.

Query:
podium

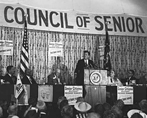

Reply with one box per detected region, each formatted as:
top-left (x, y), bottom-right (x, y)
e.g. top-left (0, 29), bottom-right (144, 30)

top-left (84, 69), bottom-right (108, 85)
top-left (84, 69), bottom-right (108, 107)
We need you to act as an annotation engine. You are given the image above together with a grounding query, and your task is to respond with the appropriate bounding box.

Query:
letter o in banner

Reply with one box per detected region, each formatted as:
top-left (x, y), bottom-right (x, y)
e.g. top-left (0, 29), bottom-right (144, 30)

top-left (126, 17), bottom-right (135, 32)
top-left (14, 7), bottom-right (25, 24)
top-left (76, 16), bottom-right (83, 27)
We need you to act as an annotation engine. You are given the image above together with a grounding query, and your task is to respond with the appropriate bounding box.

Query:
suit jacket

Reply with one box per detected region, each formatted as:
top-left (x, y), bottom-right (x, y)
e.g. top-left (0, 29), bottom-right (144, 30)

top-left (47, 73), bottom-right (63, 85)
top-left (74, 59), bottom-right (95, 85)
top-left (3, 74), bottom-right (16, 84)
top-left (22, 75), bottom-right (37, 84)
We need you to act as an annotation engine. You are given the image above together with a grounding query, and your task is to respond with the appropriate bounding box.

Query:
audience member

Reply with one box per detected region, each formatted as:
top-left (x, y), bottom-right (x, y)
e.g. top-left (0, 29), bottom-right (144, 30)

top-left (111, 105), bottom-right (123, 118)
top-left (94, 103), bottom-right (104, 117)
top-left (130, 113), bottom-right (143, 118)
top-left (103, 110), bottom-right (117, 118)
top-left (61, 105), bottom-right (73, 118)
top-left (7, 105), bottom-right (19, 118)
top-left (36, 100), bottom-right (48, 118)
top-left (57, 96), bottom-right (67, 109)
top-left (24, 109), bottom-right (40, 118)
top-left (103, 102), bottom-right (111, 112)
top-left (23, 97), bottom-right (38, 117)
top-left (139, 99), bottom-right (147, 114)
top-left (74, 101), bottom-right (91, 118)
top-left (114, 99), bottom-right (124, 110)
top-left (87, 112), bottom-right (101, 118)
top-left (60, 99), bottom-right (69, 110)
top-left (76, 97), bottom-right (85, 103)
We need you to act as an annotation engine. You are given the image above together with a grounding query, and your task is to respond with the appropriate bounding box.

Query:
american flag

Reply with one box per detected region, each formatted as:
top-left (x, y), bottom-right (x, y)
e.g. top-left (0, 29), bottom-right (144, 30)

top-left (103, 29), bottom-right (111, 71)
top-left (20, 17), bottom-right (29, 76)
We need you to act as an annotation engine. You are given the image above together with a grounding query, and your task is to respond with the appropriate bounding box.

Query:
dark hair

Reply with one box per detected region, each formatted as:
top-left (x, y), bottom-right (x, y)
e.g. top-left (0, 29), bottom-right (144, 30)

top-left (6, 66), bottom-right (13, 73)
top-left (61, 105), bottom-right (73, 117)
top-left (84, 50), bottom-right (90, 55)
top-left (94, 103), bottom-right (104, 117)
top-left (103, 102), bottom-right (111, 111)
top-left (28, 97), bottom-right (37, 107)
top-left (114, 99), bottom-right (124, 110)
top-left (60, 99), bottom-right (69, 110)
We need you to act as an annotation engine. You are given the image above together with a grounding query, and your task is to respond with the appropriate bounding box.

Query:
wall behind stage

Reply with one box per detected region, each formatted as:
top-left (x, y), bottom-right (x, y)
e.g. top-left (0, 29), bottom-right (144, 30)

top-left (0, 26), bottom-right (147, 83)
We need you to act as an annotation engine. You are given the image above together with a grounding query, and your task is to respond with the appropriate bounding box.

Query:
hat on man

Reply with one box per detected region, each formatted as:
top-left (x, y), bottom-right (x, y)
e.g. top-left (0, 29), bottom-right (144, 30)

top-left (74, 102), bottom-right (91, 112)
top-left (127, 109), bottom-right (147, 118)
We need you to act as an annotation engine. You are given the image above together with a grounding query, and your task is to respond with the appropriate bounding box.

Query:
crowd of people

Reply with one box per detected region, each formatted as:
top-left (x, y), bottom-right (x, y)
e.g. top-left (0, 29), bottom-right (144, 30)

top-left (0, 96), bottom-right (147, 118)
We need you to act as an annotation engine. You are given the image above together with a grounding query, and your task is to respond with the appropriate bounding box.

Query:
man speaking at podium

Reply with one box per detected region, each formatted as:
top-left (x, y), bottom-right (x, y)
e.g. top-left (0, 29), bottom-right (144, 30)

top-left (74, 50), bottom-right (95, 85)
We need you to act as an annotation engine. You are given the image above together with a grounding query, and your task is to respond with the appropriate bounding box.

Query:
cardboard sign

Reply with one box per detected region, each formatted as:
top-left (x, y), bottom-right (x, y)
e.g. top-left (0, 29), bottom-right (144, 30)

top-left (0, 40), bottom-right (13, 55)
top-left (117, 86), bottom-right (133, 105)
top-left (64, 86), bottom-right (83, 105)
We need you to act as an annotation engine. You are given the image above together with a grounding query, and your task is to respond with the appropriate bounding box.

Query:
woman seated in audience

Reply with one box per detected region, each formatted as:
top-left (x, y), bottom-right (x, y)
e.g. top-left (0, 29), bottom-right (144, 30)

top-left (107, 70), bottom-right (122, 86)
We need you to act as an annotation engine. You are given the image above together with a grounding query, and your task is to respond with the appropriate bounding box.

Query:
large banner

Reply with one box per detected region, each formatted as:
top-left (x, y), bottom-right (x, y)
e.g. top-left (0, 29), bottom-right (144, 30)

top-left (117, 86), bottom-right (133, 105)
top-left (0, 3), bottom-right (147, 36)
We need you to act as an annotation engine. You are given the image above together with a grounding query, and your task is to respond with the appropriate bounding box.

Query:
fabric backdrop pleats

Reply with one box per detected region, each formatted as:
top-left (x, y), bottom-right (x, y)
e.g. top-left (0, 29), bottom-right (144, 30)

top-left (0, 26), bottom-right (147, 83)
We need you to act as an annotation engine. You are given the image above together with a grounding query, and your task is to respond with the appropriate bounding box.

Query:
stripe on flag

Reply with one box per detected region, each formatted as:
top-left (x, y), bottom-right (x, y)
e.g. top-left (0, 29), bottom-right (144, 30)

top-left (20, 16), bottom-right (29, 76)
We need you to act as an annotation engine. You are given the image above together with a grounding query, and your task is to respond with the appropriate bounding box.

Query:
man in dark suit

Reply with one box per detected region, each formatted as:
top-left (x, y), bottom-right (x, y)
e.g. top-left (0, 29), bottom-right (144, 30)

top-left (22, 69), bottom-right (36, 84)
top-left (123, 70), bottom-right (137, 85)
top-left (3, 65), bottom-right (17, 84)
top-left (74, 50), bottom-right (95, 85)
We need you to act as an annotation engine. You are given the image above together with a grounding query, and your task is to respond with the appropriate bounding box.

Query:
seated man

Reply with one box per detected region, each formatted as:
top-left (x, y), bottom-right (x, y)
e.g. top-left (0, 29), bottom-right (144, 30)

top-left (47, 69), bottom-right (64, 85)
top-left (3, 65), bottom-right (17, 84)
top-left (123, 70), bottom-right (137, 86)
top-left (22, 69), bottom-right (37, 84)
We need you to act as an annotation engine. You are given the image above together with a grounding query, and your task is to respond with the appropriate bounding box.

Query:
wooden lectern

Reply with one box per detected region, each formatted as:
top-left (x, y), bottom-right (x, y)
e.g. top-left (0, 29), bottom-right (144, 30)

top-left (84, 69), bottom-right (108, 107)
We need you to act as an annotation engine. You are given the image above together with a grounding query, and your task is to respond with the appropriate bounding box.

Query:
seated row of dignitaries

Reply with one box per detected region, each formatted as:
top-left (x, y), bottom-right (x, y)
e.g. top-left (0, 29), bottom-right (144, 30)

top-left (2, 65), bottom-right (36, 84)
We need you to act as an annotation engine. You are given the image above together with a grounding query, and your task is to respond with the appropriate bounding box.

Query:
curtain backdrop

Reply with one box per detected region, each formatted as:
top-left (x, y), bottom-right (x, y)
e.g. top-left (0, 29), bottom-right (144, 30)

top-left (0, 26), bottom-right (147, 83)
